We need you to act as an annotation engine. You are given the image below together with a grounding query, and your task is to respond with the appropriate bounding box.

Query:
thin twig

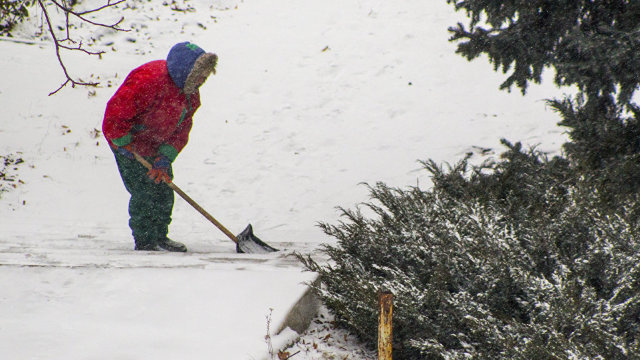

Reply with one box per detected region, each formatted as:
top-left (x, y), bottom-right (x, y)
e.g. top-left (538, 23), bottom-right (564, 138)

top-left (49, 0), bottom-right (128, 30)
top-left (36, 0), bottom-right (128, 95)
top-left (70, 0), bottom-right (127, 16)
top-left (265, 308), bottom-right (275, 359)
top-left (37, 0), bottom-right (96, 95)
top-left (281, 350), bottom-right (301, 359)
top-left (58, 41), bottom-right (105, 56)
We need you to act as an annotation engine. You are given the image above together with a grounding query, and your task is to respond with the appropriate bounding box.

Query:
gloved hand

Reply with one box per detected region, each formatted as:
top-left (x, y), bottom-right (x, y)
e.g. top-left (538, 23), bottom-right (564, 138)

top-left (147, 155), bottom-right (171, 184)
top-left (114, 144), bottom-right (135, 160)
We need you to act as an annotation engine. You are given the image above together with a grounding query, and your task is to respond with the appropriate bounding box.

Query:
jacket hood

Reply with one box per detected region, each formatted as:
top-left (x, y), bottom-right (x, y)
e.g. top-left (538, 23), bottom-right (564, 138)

top-left (166, 42), bottom-right (205, 89)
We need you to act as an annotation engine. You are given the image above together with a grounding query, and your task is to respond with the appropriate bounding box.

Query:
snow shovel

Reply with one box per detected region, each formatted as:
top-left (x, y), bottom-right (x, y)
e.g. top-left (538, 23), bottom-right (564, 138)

top-left (133, 152), bottom-right (278, 254)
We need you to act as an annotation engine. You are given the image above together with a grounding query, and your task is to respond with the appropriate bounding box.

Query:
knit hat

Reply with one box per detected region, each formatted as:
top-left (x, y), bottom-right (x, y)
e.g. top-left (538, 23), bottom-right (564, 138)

top-left (167, 42), bottom-right (209, 89)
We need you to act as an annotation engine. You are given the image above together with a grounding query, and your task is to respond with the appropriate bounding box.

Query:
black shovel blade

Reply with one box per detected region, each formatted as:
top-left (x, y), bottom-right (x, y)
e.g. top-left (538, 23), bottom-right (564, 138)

top-left (236, 224), bottom-right (278, 254)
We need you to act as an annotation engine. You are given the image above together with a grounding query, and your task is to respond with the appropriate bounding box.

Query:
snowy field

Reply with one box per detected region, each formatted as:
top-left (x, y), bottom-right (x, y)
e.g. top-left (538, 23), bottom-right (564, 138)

top-left (0, 0), bottom-right (568, 358)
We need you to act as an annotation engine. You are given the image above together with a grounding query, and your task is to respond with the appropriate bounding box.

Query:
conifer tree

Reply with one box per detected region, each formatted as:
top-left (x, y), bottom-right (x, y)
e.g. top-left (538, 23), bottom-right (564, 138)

top-left (448, 0), bottom-right (640, 206)
top-left (300, 3), bottom-right (640, 359)
top-left (447, 0), bottom-right (640, 105)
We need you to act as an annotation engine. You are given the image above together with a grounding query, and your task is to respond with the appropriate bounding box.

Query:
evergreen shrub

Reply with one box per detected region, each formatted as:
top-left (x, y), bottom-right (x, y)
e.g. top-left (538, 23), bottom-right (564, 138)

top-left (299, 1), bottom-right (640, 358)
top-left (300, 143), bottom-right (640, 359)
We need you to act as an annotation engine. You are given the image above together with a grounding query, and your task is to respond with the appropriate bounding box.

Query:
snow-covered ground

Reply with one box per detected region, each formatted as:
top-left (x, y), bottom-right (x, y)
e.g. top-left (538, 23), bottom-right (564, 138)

top-left (0, 0), bottom-right (569, 358)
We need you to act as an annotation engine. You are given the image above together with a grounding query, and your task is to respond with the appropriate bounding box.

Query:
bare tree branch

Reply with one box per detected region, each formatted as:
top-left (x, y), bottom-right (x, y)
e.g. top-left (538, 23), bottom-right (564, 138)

top-left (74, 0), bottom-right (128, 16)
top-left (37, 0), bottom-right (129, 95)
top-left (49, 0), bottom-right (127, 30)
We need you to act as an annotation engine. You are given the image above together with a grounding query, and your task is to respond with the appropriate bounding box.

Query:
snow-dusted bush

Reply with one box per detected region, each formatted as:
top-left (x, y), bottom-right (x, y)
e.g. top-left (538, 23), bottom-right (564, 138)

top-left (299, 2), bottom-right (640, 357)
top-left (300, 143), bottom-right (640, 359)
top-left (300, 1), bottom-right (640, 357)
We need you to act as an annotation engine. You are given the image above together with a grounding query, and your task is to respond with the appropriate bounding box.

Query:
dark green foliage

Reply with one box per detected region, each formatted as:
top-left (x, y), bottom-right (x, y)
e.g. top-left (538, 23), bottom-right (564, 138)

top-left (447, 0), bottom-right (640, 105)
top-left (300, 146), bottom-right (640, 359)
top-left (299, 2), bottom-right (640, 359)
top-left (423, 140), bottom-right (572, 223)
top-left (445, 0), bottom-right (640, 239)
top-left (0, 0), bottom-right (35, 35)
top-left (549, 96), bottom-right (640, 213)
top-left (447, 0), bottom-right (640, 196)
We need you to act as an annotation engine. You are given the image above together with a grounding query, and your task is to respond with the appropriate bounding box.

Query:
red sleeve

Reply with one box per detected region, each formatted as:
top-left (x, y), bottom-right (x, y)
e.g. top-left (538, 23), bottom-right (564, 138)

top-left (158, 94), bottom-right (200, 161)
top-left (102, 66), bottom-right (159, 146)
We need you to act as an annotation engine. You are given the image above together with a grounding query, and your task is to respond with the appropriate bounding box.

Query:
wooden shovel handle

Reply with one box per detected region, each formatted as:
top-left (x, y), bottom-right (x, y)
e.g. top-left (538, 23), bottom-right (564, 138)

top-left (133, 151), bottom-right (239, 244)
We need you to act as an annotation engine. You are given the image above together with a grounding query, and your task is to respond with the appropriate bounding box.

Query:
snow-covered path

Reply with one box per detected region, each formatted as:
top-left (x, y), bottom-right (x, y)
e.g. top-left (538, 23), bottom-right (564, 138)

top-left (0, 0), bottom-right (567, 358)
top-left (0, 264), bottom-right (315, 359)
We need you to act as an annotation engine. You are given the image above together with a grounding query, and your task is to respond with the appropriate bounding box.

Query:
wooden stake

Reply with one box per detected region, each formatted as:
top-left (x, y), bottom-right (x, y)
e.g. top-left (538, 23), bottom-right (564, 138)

top-left (378, 291), bottom-right (393, 360)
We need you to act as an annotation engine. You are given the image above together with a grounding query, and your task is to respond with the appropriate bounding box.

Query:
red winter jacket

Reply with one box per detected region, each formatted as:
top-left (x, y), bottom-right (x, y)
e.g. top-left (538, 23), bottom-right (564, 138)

top-left (102, 60), bottom-right (201, 161)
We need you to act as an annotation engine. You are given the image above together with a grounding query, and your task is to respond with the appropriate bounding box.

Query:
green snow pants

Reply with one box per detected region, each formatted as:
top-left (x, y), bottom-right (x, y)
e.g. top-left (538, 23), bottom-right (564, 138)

top-left (113, 150), bottom-right (174, 247)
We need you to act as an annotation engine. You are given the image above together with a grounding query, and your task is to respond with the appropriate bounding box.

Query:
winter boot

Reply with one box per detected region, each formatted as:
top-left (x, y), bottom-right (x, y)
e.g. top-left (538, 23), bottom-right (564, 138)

top-left (157, 238), bottom-right (187, 252)
top-left (134, 242), bottom-right (162, 251)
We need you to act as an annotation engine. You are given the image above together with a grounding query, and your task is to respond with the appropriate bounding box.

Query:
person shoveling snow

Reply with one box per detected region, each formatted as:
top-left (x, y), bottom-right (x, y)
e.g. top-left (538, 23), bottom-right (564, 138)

top-left (102, 42), bottom-right (217, 252)
top-left (102, 42), bottom-right (278, 254)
